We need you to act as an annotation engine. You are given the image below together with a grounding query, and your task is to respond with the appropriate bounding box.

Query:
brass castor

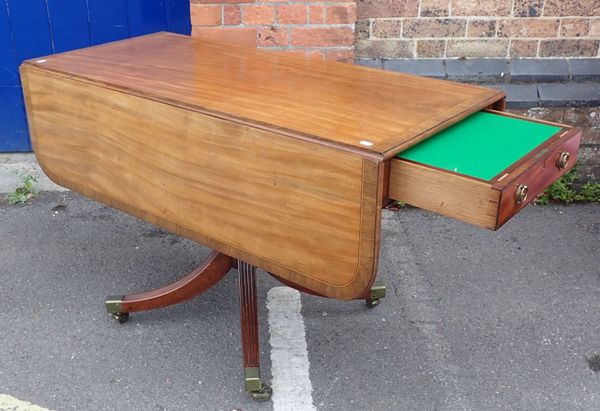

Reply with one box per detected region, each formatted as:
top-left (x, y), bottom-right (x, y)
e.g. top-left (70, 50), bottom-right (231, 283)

top-left (111, 312), bottom-right (129, 324)
top-left (365, 281), bottom-right (386, 309)
top-left (365, 298), bottom-right (381, 308)
top-left (105, 295), bottom-right (128, 323)
top-left (250, 383), bottom-right (273, 401)
top-left (244, 367), bottom-right (272, 401)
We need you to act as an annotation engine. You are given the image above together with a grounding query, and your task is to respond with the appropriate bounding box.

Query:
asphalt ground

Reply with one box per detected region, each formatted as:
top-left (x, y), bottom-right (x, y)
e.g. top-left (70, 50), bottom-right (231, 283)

top-left (0, 191), bottom-right (599, 410)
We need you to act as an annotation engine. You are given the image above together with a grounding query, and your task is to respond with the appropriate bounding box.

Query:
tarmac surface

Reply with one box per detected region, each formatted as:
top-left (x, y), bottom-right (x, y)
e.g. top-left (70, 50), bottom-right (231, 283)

top-left (0, 191), bottom-right (599, 410)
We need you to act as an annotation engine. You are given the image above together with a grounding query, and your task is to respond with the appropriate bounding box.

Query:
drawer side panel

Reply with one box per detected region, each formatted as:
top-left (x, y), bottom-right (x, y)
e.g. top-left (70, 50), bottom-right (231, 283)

top-left (389, 160), bottom-right (500, 229)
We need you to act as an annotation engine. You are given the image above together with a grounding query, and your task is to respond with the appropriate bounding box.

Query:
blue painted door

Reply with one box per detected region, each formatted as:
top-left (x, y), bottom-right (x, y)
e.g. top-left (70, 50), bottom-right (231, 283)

top-left (0, 0), bottom-right (191, 152)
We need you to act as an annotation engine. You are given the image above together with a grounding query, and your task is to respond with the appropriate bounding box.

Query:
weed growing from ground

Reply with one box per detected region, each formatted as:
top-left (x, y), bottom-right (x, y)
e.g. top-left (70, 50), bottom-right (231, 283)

top-left (8, 175), bottom-right (38, 204)
top-left (535, 169), bottom-right (600, 205)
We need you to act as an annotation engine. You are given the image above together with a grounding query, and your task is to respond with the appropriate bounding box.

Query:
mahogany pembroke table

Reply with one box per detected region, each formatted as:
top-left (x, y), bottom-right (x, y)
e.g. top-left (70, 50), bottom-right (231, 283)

top-left (20, 32), bottom-right (581, 400)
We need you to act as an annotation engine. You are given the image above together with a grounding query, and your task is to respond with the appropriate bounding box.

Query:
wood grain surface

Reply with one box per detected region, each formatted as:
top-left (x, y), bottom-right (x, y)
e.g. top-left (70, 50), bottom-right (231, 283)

top-left (23, 32), bottom-right (504, 159)
top-left (238, 261), bottom-right (260, 369)
top-left (22, 66), bottom-right (381, 300)
top-left (495, 128), bottom-right (582, 228)
top-left (120, 251), bottom-right (234, 313)
top-left (389, 159), bottom-right (501, 229)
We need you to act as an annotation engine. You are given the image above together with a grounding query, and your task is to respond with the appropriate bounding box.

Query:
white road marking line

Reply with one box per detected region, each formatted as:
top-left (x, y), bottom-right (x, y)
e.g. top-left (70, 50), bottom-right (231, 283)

top-left (267, 287), bottom-right (316, 411)
top-left (0, 394), bottom-right (51, 411)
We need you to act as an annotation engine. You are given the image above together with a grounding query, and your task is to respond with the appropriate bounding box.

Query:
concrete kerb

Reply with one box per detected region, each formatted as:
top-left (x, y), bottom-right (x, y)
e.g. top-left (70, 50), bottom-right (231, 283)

top-left (0, 153), bottom-right (66, 194)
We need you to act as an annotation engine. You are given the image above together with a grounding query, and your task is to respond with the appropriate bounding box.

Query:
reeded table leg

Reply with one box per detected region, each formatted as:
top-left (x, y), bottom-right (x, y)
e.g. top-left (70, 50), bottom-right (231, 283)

top-left (238, 260), bottom-right (272, 401)
top-left (105, 250), bottom-right (234, 323)
top-left (105, 250), bottom-right (379, 399)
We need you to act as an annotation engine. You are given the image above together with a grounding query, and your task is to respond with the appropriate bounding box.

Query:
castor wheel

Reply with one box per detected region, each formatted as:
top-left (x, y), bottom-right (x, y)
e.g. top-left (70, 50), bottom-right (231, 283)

top-left (365, 281), bottom-right (386, 309)
top-left (111, 312), bottom-right (129, 324)
top-left (244, 367), bottom-right (272, 401)
top-left (250, 383), bottom-right (273, 401)
top-left (365, 297), bottom-right (381, 308)
top-left (105, 295), bottom-right (128, 322)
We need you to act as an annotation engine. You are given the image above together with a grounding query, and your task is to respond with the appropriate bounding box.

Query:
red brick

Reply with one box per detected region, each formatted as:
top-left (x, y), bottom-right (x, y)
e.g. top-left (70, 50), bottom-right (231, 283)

top-left (452, 0), bottom-right (511, 16)
top-left (446, 39), bottom-right (508, 57)
top-left (325, 49), bottom-right (354, 63)
top-left (510, 40), bottom-right (538, 57)
top-left (223, 5), bottom-right (241, 25)
top-left (590, 20), bottom-right (600, 37)
top-left (539, 39), bottom-right (600, 57)
top-left (416, 39), bottom-right (446, 57)
top-left (513, 0), bottom-right (543, 17)
top-left (190, 4), bottom-right (222, 27)
top-left (277, 4), bottom-right (307, 24)
top-left (294, 0), bottom-right (349, 3)
top-left (355, 39), bottom-right (414, 58)
top-left (355, 19), bottom-right (370, 40)
top-left (420, 0), bottom-right (450, 16)
top-left (357, 0), bottom-right (418, 19)
top-left (291, 27), bottom-right (354, 47)
top-left (243, 5), bottom-right (276, 25)
top-left (372, 20), bottom-right (402, 38)
top-left (497, 19), bottom-right (559, 38)
top-left (467, 20), bottom-right (497, 37)
top-left (543, 0), bottom-right (600, 17)
top-left (309, 5), bottom-right (326, 24)
top-left (257, 26), bottom-right (289, 46)
top-left (191, 0), bottom-right (249, 4)
top-left (192, 27), bottom-right (257, 47)
top-left (403, 18), bottom-right (466, 38)
top-left (560, 19), bottom-right (590, 37)
top-left (325, 4), bottom-right (356, 24)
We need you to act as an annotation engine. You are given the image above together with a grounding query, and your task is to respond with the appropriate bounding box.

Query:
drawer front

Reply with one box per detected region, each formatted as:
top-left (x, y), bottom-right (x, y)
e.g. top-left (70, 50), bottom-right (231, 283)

top-left (496, 128), bottom-right (581, 227)
top-left (388, 111), bottom-right (582, 230)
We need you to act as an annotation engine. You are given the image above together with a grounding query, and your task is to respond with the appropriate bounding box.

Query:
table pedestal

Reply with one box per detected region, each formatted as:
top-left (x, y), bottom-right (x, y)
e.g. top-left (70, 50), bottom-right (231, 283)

top-left (105, 249), bottom-right (386, 400)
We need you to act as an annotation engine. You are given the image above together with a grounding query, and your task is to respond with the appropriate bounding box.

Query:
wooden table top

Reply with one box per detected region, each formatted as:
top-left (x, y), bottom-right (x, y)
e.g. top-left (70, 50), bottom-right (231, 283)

top-left (26, 32), bottom-right (504, 159)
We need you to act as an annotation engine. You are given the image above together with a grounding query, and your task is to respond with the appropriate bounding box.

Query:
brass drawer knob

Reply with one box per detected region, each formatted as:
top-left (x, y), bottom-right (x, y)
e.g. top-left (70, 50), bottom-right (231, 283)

top-left (556, 151), bottom-right (570, 169)
top-left (515, 184), bottom-right (528, 204)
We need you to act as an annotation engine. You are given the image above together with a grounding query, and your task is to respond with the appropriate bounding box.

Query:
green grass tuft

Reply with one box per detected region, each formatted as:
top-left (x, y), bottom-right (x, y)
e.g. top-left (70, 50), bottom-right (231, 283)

top-left (8, 175), bottom-right (38, 205)
top-left (535, 169), bottom-right (600, 205)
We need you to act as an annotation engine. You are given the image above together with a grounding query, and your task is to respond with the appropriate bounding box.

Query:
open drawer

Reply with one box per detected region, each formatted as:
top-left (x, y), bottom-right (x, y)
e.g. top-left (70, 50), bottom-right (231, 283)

top-left (389, 110), bottom-right (582, 230)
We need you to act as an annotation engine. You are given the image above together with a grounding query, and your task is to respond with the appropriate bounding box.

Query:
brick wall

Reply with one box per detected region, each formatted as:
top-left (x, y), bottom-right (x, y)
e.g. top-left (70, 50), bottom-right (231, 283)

top-left (190, 0), bottom-right (356, 62)
top-left (509, 107), bottom-right (600, 181)
top-left (188, 0), bottom-right (600, 181)
top-left (190, 0), bottom-right (600, 61)
top-left (356, 0), bottom-right (600, 59)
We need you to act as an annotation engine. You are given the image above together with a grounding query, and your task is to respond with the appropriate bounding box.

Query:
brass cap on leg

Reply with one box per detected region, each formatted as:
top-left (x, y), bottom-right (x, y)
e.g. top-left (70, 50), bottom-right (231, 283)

top-left (105, 295), bottom-right (124, 313)
top-left (244, 367), bottom-right (272, 401)
top-left (370, 281), bottom-right (386, 299)
top-left (366, 281), bottom-right (386, 308)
